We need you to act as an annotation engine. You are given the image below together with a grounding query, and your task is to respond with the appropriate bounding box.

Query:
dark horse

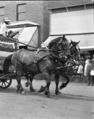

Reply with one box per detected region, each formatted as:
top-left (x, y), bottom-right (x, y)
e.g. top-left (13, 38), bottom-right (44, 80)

top-left (54, 40), bottom-right (80, 94)
top-left (39, 36), bottom-right (80, 95)
top-left (3, 36), bottom-right (80, 97)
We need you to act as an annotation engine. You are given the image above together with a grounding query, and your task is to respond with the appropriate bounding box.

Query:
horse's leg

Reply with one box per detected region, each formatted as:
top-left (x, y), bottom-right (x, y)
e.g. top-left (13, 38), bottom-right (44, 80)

top-left (54, 73), bottom-right (61, 95)
top-left (38, 85), bottom-right (46, 93)
top-left (25, 72), bottom-right (36, 92)
top-left (25, 73), bottom-right (31, 87)
top-left (16, 71), bottom-right (25, 94)
top-left (29, 74), bottom-right (36, 92)
top-left (16, 77), bottom-right (21, 93)
top-left (88, 75), bottom-right (91, 86)
top-left (92, 76), bottom-right (94, 86)
top-left (90, 75), bottom-right (94, 86)
top-left (44, 81), bottom-right (50, 97)
top-left (91, 76), bottom-right (93, 86)
top-left (59, 73), bottom-right (70, 90)
top-left (43, 72), bottom-right (51, 97)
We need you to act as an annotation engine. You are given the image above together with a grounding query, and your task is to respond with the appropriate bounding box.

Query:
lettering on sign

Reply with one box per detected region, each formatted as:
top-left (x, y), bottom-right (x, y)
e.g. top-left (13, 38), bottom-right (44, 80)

top-left (0, 43), bottom-right (13, 49)
top-left (0, 41), bottom-right (15, 51)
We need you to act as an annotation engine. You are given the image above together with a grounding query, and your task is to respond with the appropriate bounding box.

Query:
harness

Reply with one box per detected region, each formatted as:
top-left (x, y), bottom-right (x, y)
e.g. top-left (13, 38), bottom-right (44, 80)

top-left (15, 49), bottom-right (50, 75)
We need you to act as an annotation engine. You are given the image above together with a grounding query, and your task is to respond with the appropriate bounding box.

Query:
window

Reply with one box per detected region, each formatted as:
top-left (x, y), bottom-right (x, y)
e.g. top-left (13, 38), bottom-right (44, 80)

top-left (17, 3), bottom-right (26, 21)
top-left (0, 7), bottom-right (5, 22)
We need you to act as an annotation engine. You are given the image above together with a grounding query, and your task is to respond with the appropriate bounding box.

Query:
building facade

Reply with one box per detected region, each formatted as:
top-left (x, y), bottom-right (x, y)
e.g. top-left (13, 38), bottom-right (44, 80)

top-left (0, 0), bottom-right (93, 47)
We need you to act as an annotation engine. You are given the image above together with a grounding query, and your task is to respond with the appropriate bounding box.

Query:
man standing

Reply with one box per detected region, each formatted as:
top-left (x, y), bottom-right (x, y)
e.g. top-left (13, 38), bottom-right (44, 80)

top-left (0, 17), bottom-right (11, 37)
top-left (84, 57), bottom-right (92, 85)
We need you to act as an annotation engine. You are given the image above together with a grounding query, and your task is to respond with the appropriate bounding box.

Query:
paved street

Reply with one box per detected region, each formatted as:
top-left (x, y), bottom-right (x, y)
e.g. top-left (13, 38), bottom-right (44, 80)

top-left (0, 80), bottom-right (94, 119)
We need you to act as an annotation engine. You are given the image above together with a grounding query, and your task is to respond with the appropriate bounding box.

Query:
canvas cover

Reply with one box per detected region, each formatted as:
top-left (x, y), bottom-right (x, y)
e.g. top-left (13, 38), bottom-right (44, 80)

top-left (0, 21), bottom-right (39, 69)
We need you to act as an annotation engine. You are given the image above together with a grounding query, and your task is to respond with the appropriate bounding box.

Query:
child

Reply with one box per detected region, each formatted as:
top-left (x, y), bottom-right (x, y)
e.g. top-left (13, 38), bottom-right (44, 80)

top-left (77, 63), bottom-right (83, 76)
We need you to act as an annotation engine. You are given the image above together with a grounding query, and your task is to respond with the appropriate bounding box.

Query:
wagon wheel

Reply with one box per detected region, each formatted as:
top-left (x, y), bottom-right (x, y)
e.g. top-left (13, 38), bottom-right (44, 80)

top-left (0, 77), bottom-right (12, 89)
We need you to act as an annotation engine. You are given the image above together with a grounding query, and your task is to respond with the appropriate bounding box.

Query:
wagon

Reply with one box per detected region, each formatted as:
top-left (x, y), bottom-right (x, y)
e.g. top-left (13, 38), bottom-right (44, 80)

top-left (0, 69), bottom-right (17, 89)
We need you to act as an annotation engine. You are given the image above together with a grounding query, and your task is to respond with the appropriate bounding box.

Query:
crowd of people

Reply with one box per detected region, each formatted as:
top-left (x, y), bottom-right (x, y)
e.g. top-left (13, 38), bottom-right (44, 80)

top-left (77, 56), bottom-right (94, 86)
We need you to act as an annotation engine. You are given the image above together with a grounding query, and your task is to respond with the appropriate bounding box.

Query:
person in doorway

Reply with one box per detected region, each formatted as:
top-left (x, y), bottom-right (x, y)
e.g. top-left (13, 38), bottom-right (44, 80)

top-left (0, 17), bottom-right (11, 37)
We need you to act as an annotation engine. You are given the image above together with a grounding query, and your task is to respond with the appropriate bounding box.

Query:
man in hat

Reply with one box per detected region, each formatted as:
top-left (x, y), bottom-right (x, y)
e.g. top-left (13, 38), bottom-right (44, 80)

top-left (0, 17), bottom-right (11, 37)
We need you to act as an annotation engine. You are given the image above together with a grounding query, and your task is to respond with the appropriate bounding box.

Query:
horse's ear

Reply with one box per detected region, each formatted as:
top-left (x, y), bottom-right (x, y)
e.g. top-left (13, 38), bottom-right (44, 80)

top-left (63, 35), bottom-right (65, 38)
top-left (76, 41), bottom-right (80, 45)
top-left (71, 40), bottom-right (73, 44)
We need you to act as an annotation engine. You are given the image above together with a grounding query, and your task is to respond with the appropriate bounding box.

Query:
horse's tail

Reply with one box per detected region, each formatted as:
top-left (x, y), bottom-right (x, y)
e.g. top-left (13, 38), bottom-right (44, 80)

top-left (3, 54), bottom-right (12, 74)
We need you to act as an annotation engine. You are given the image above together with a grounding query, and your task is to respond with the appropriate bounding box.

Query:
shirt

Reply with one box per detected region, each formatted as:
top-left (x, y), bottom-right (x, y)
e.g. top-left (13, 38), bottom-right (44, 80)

top-left (0, 23), bottom-right (7, 37)
top-left (77, 64), bottom-right (83, 74)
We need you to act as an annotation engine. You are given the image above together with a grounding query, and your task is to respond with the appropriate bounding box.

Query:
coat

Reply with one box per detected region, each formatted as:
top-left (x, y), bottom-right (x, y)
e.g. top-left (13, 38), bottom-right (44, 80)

top-left (0, 23), bottom-right (7, 37)
top-left (84, 59), bottom-right (92, 77)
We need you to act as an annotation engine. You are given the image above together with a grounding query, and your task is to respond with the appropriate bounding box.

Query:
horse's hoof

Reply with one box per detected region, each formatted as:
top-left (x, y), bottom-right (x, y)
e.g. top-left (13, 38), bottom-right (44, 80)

top-left (30, 86), bottom-right (36, 92)
top-left (44, 92), bottom-right (50, 98)
top-left (19, 88), bottom-right (25, 94)
top-left (38, 86), bottom-right (45, 93)
top-left (55, 91), bottom-right (61, 95)
top-left (21, 90), bottom-right (26, 95)
top-left (44, 91), bottom-right (50, 98)
top-left (59, 83), bottom-right (66, 90)
top-left (46, 94), bottom-right (50, 98)
top-left (16, 85), bottom-right (20, 93)
top-left (16, 88), bottom-right (19, 93)
top-left (46, 93), bottom-right (50, 98)
top-left (25, 82), bottom-right (30, 87)
top-left (44, 91), bottom-right (48, 95)
top-left (59, 86), bottom-right (63, 90)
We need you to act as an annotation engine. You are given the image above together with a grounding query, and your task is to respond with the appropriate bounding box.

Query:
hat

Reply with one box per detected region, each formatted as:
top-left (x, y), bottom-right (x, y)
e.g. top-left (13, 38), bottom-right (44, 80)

top-left (3, 17), bottom-right (11, 22)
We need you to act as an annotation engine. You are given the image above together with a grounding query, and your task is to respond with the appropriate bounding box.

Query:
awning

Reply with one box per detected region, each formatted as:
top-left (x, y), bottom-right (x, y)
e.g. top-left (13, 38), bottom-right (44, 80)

top-left (8, 20), bottom-right (39, 48)
top-left (8, 20), bottom-right (39, 27)
top-left (41, 36), bottom-right (59, 47)
top-left (42, 34), bottom-right (94, 51)
top-left (66, 34), bottom-right (94, 50)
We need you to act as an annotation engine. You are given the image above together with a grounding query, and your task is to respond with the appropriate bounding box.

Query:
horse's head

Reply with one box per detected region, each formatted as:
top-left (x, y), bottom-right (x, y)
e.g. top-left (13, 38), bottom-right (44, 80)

top-left (57, 35), bottom-right (70, 58)
top-left (48, 36), bottom-right (68, 57)
top-left (69, 40), bottom-right (80, 60)
top-left (57, 35), bottom-right (69, 50)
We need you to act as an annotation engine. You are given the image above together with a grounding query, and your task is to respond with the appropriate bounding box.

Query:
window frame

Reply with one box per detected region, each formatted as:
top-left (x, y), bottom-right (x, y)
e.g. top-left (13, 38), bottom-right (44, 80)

top-left (16, 3), bottom-right (26, 21)
top-left (0, 6), bottom-right (5, 22)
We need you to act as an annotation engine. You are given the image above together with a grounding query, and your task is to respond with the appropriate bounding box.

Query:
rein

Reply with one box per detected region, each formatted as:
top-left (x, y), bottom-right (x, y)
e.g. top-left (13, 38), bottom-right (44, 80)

top-left (12, 38), bottom-right (61, 53)
top-left (22, 47), bottom-right (62, 54)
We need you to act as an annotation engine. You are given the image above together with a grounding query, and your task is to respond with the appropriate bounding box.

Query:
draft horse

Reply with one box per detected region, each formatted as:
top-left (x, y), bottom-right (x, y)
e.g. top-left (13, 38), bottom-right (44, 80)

top-left (26, 37), bottom-right (80, 95)
top-left (3, 47), bottom-right (63, 97)
top-left (3, 36), bottom-right (80, 96)
top-left (54, 40), bottom-right (80, 94)
top-left (39, 38), bottom-right (80, 95)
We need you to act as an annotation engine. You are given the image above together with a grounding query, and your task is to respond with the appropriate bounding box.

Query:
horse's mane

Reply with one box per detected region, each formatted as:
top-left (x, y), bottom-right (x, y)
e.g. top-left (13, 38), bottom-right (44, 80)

top-left (48, 37), bottom-right (62, 49)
